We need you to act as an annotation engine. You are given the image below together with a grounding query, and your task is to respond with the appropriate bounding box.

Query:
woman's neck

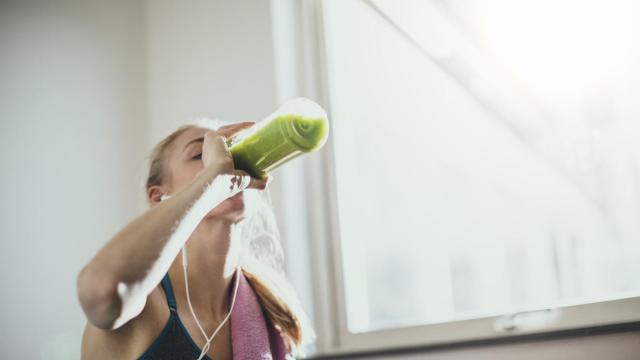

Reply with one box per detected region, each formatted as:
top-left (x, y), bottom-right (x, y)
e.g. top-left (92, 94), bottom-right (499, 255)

top-left (169, 217), bottom-right (238, 322)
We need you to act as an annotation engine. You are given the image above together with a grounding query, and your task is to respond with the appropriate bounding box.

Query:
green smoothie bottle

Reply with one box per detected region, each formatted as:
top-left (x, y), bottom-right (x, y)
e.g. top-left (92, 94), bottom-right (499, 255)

top-left (228, 98), bottom-right (330, 179)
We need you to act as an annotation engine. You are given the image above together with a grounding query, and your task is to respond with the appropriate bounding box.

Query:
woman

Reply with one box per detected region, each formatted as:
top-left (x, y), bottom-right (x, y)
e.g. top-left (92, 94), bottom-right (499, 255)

top-left (77, 120), bottom-right (313, 359)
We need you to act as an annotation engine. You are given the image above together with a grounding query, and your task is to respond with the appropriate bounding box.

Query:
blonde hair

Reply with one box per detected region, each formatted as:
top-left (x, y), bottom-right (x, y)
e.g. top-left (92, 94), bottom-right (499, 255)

top-left (145, 121), bottom-right (314, 353)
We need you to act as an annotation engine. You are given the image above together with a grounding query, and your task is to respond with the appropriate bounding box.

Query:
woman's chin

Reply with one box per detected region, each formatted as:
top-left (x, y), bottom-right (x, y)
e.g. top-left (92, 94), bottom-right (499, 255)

top-left (205, 193), bottom-right (245, 221)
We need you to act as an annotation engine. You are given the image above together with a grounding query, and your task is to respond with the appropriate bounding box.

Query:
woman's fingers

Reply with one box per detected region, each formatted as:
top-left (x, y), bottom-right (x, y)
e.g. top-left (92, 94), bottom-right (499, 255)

top-left (233, 170), bottom-right (269, 190)
top-left (201, 123), bottom-right (269, 190)
top-left (249, 175), bottom-right (269, 190)
top-left (217, 121), bottom-right (255, 139)
top-left (202, 131), bottom-right (234, 173)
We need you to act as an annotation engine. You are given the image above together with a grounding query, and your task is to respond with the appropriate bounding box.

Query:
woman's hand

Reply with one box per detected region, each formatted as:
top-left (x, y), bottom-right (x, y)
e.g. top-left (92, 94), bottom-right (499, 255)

top-left (201, 122), bottom-right (269, 190)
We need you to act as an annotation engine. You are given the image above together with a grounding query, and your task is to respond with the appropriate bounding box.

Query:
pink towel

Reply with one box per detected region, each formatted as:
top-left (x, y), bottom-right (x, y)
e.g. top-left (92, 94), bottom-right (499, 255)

top-left (229, 270), bottom-right (289, 360)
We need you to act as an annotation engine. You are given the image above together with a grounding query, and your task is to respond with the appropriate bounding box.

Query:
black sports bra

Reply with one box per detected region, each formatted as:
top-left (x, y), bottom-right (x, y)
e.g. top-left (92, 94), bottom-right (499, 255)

top-left (137, 273), bottom-right (212, 360)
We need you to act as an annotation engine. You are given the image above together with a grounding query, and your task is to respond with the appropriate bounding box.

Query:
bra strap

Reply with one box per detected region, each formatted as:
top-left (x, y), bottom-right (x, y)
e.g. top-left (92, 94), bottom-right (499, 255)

top-left (160, 273), bottom-right (177, 311)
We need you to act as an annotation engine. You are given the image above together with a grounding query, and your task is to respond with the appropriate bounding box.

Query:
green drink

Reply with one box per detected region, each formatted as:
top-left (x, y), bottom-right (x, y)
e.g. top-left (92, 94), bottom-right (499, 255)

top-left (229, 98), bottom-right (329, 179)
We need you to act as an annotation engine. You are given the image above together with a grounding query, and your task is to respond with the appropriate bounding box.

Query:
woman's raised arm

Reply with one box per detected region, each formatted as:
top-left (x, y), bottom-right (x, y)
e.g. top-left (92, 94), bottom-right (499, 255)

top-left (77, 127), bottom-right (267, 330)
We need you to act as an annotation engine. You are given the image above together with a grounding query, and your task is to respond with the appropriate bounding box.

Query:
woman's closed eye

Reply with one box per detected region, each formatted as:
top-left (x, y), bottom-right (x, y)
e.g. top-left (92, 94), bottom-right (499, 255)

top-left (192, 153), bottom-right (202, 160)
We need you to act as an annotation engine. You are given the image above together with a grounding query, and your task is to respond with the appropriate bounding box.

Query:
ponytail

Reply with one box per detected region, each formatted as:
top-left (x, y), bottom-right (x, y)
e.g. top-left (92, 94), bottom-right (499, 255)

top-left (242, 269), bottom-right (302, 349)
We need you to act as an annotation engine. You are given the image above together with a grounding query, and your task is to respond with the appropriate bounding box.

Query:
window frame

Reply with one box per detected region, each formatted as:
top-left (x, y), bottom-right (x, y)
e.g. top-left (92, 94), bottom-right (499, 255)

top-left (284, 0), bottom-right (640, 357)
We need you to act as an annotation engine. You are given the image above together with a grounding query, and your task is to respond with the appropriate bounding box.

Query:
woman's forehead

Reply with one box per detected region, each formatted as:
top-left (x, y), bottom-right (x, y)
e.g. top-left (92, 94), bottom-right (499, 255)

top-left (178, 127), bottom-right (208, 144)
top-left (172, 119), bottom-right (232, 153)
top-left (169, 127), bottom-right (208, 158)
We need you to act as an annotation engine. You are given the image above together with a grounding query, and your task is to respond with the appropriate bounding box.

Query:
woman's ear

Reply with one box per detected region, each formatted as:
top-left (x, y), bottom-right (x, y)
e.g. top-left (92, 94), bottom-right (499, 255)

top-left (147, 186), bottom-right (165, 206)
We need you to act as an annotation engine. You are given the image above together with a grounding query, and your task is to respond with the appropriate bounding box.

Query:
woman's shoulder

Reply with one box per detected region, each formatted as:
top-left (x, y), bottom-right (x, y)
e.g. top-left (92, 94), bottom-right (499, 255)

top-left (80, 285), bottom-right (170, 360)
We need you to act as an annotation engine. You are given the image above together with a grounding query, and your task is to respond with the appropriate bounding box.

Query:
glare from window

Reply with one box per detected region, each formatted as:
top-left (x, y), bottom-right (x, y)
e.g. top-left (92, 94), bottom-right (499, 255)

top-left (324, 0), bottom-right (640, 333)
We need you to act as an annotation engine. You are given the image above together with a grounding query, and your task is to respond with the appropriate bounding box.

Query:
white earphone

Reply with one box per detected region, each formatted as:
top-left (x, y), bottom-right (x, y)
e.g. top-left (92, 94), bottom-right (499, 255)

top-left (158, 191), bottom-right (240, 360)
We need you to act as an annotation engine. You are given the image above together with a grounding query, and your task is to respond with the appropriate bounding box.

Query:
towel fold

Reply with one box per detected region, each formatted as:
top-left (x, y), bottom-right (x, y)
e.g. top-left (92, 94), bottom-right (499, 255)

top-left (230, 270), bottom-right (289, 360)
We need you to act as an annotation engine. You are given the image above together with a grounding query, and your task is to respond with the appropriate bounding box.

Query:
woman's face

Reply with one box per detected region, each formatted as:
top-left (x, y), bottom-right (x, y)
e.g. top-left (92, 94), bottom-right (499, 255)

top-left (156, 126), bottom-right (245, 222)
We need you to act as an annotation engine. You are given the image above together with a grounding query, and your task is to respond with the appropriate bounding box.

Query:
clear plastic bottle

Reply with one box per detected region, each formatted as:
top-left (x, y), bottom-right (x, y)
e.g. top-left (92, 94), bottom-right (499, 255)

top-left (228, 97), bottom-right (329, 179)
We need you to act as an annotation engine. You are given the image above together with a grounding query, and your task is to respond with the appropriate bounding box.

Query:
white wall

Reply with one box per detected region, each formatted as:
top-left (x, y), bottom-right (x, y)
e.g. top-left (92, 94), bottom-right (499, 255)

top-left (144, 0), bottom-right (278, 147)
top-left (0, 1), bottom-right (146, 358)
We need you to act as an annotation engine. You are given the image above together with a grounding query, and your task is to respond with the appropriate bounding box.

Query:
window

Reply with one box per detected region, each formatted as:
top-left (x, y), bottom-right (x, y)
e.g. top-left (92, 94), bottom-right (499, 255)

top-left (284, 0), bottom-right (640, 355)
